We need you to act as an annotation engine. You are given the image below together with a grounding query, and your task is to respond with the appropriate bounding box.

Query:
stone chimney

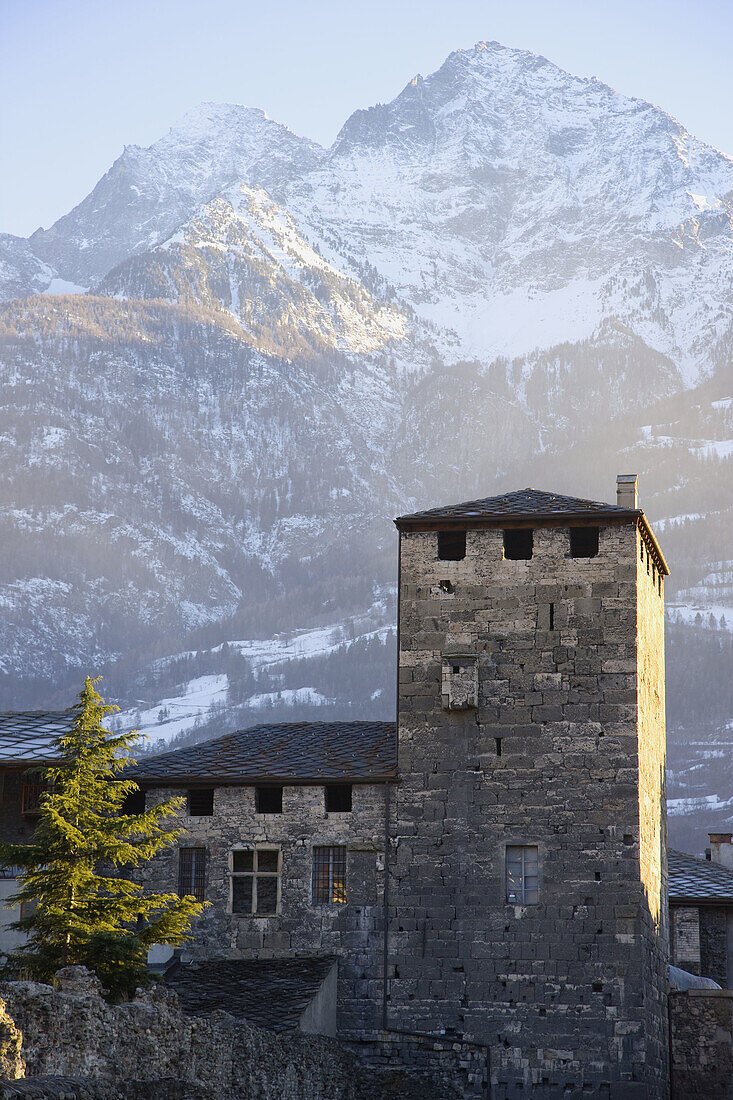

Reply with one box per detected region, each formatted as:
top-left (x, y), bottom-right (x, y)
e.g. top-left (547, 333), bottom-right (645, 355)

top-left (708, 833), bottom-right (733, 871)
top-left (616, 473), bottom-right (638, 509)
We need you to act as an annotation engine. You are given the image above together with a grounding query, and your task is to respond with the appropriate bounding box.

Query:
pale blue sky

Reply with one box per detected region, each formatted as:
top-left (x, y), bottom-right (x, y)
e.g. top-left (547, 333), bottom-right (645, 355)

top-left (2, 0), bottom-right (732, 236)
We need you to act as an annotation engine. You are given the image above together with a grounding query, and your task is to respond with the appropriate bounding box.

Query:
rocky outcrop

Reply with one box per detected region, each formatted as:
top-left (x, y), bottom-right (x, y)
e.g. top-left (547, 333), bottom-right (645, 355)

top-left (0, 967), bottom-right (369, 1099)
top-left (0, 997), bottom-right (23, 1081)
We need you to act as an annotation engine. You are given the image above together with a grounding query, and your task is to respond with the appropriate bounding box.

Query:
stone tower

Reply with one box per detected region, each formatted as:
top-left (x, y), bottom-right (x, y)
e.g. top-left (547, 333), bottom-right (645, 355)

top-left (389, 479), bottom-right (669, 1099)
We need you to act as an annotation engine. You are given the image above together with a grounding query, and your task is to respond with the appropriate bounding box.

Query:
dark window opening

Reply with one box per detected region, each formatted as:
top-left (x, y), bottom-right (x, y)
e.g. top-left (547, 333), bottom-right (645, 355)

top-left (503, 529), bottom-right (533, 560)
top-left (438, 530), bottom-right (466, 561)
top-left (122, 785), bottom-right (146, 815)
top-left (495, 738), bottom-right (502, 757)
top-left (188, 788), bottom-right (214, 817)
top-left (325, 784), bottom-right (352, 812)
top-left (178, 847), bottom-right (206, 902)
top-left (256, 786), bottom-right (283, 814)
top-left (569, 527), bottom-right (599, 558)
top-left (312, 845), bottom-right (347, 905)
top-left (549, 602), bottom-right (555, 630)
top-left (438, 579), bottom-right (454, 593)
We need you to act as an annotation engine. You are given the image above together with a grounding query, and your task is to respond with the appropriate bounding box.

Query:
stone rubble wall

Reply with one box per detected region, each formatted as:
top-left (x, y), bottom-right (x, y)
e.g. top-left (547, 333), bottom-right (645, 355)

top-left (0, 968), bottom-right (438, 1100)
top-left (669, 988), bottom-right (733, 1100)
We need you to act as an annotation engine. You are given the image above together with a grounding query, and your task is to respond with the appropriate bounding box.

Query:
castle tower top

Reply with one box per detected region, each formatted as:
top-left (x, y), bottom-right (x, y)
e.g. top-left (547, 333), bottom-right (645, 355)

top-left (395, 483), bottom-right (668, 574)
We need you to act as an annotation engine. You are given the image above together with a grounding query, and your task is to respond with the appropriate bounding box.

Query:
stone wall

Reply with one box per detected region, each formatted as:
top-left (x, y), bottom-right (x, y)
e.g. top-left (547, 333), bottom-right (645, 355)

top-left (137, 780), bottom-right (388, 1035)
top-left (700, 907), bottom-right (729, 987)
top-left (669, 988), bottom-right (733, 1099)
top-left (635, 525), bottom-right (669, 1085)
top-left (671, 904), bottom-right (730, 987)
top-left (0, 968), bottom-right (438, 1100)
top-left (390, 520), bottom-right (669, 1098)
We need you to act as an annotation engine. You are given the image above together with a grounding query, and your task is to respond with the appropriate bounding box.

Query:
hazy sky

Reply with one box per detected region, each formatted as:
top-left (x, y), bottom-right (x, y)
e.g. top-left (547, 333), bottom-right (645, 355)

top-left (2, 0), bottom-right (732, 236)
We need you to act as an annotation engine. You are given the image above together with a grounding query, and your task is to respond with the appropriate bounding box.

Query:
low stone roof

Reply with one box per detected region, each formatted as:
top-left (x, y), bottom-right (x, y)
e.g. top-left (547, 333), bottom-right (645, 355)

top-left (669, 849), bottom-right (733, 903)
top-left (395, 486), bottom-right (669, 575)
top-left (134, 721), bottom-right (397, 785)
top-left (0, 712), bottom-right (70, 764)
top-left (396, 487), bottom-right (638, 526)
top-left (166, 956), bottom-right (337, 1031)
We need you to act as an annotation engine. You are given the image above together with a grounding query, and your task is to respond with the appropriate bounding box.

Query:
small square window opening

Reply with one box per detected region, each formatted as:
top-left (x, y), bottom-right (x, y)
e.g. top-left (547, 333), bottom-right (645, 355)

top-left (438, 531), bottom-right (466, 561)
top-left (122, 785), bottom-right (146, 815)
top-left (312, 845), bottom-right (347, 905)
top-left (188, 788), bottom-right (214, 817)
top-left (506, 844), bottom-right (539, 904)
top-left (325, 784), bottom-right (352, 813)
top-left (503, 529), bottom-right (533, 560)
top-left (256, 786), bottom-right (283, 814)
top-left (569, 527), bottom-right (599, 558)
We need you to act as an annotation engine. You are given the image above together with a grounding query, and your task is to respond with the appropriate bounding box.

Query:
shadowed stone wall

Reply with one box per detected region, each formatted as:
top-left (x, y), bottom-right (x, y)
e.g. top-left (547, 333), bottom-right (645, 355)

top-left (669, 988), bottom-right (733, 1099)
top-left (136, 780), bottom-right (388, 1035)
top-left (389, 519), bottom-right (669, 1098)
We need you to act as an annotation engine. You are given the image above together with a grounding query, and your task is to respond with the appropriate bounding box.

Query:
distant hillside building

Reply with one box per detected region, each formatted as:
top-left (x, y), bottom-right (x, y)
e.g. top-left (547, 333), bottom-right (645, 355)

top-left (129, 476), bottom-right (672, 1098)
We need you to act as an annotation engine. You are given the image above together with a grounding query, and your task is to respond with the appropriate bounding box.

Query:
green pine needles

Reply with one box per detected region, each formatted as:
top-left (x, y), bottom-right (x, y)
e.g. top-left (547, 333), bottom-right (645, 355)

top-left (0, 676), bottom-right (206, 998)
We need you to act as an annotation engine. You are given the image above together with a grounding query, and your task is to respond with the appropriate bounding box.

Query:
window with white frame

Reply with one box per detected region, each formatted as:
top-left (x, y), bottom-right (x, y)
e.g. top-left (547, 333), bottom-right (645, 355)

top-left (231, 848), bottom-right (281, 916)
top-left (506, 844), bottom-right (539, 904)
top-left (312, 845), bottom-right (347, 905)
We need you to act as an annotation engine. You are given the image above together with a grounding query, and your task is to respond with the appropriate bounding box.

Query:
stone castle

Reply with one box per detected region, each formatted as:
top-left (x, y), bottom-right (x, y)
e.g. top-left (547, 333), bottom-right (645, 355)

top-left (124, 474), bottom-right (670, 1098)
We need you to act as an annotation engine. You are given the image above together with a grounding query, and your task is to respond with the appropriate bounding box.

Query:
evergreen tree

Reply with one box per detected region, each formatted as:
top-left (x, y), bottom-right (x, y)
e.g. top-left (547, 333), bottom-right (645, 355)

top-left (0, 676), bottom-right (205, 997)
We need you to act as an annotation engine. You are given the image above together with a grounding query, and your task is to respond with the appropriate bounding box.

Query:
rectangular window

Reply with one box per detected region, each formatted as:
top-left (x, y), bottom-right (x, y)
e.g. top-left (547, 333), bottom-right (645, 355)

top-left (569, 527), bottom-right (599, 558)
top-left (121, 785), bottom-right (146, 815)
top-left (178, 847), bottom-right (206, 902)
top-left (438, 530), bottom-right (466, 561)
top-left (256, 786), bottom-right (283, 814)
top-left (325, 784), bottom-right (352, 813)
top-left (503, 529), bottom-right (533, 560)
top-left (21, 779), bottom-right (49, 817)
top-left (506, 844), bottom-right (539, 904)
top-left (231, 848), bottom-right (281, 916)
top-left (188, 788), bottom-right (214, 817)
top-left (312, 845), bottom-right (347, 905)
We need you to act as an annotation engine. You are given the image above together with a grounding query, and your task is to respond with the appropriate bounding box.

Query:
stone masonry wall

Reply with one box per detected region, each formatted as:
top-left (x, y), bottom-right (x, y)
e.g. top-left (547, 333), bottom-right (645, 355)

top-left (669, 988), bottom-right (733, 1099)
top-left (0, 968), bottom-right (405, 1100)
top-left (136, 781), bottom-right (388, 1036)
top-left (389, 520), bottom-right (668, 1099)
top-left (635, 529), bottom-right (669, 1086)
top-left (700, 907), bottom-right (729, 987)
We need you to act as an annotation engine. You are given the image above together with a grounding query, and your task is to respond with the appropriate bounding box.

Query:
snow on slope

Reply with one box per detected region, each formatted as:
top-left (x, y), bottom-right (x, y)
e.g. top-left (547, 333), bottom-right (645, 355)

top-left (28, 104), bottom-right (323, 286)
top-left (113, 613), bottom-right (395, 746)
top-left (97, 182), bottom-right (407, 359)
top-left (282, 40), bottom-right (733, 380)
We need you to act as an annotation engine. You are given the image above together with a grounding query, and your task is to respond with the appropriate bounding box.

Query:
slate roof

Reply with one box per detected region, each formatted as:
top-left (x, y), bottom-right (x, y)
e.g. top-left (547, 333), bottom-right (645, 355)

top-left (395, 486), bottom-right (669, 574)
top-left (396, 487), bottom-right (639, 526)
top-left (0, 712), bottom-right (71, 763)
top-left (165, 956), bottom-right (337, 1031)
top-left (669, 849), bottom-right (733, 903)
top-left (134, 721), bottom-right (397, 785)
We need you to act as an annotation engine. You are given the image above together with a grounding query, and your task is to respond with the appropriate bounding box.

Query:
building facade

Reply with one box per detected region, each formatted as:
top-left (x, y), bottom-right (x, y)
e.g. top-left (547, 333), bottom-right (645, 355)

top-left (130, 477), bottom-right (671, 1099)
top-left (389, 479), bottom-right (669, 1097)
top-left (669, 837), bottom-right (733, 989)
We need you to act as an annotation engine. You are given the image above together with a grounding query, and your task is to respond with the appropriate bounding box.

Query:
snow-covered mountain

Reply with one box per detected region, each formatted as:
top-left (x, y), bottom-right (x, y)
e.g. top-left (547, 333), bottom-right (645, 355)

top-left (26, 104), bottom-right (323, 288)
top-left (282, 41), bottom-right (733, 380)
top-left (1, 41), bottom-right (733, 854)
